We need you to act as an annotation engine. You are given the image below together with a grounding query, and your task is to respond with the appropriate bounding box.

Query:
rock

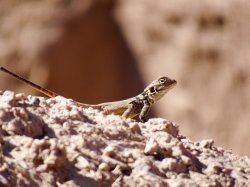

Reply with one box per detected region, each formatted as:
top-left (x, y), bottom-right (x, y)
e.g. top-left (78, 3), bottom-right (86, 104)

top-left (0, 91), bottom-right (249, 186)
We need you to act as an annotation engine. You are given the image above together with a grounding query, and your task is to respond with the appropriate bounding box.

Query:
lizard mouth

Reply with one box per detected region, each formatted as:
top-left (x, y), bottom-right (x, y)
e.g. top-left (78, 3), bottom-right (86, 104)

top-left (144, 76), bottom-right (177, 102)
top-left (160, 79), bottom-right (177, 91)
top-left (154, 79), bottom-right (177, 99)
top-left (169, 79), bottom-right (177, 88)
top-left (172, 79), bottom-right (177, 85)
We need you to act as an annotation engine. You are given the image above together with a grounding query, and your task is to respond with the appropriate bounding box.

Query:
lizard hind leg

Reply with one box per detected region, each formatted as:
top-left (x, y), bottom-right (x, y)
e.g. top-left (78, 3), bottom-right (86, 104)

top-left (122, 104), bottom-right (137, 119)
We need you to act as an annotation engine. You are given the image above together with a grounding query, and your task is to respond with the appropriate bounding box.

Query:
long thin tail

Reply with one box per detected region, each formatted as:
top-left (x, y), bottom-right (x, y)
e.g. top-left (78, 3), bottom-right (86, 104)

top-left (0, 67), bottom-right (58, 97)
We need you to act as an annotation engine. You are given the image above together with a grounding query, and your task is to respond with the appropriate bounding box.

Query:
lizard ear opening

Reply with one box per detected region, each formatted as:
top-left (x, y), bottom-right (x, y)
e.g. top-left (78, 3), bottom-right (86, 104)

top-left (149, 87), bottom-right (155, 93)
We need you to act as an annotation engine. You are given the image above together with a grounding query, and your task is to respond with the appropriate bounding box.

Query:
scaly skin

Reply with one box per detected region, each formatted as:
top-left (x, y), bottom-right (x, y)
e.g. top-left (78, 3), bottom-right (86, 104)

top-left (0, 67), bottom-right (177, 122)
top-left (91, 76), bottom-right (177, 122)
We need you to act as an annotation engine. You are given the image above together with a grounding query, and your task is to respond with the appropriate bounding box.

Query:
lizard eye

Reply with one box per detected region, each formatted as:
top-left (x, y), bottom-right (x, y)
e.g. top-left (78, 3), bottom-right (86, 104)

top-left (159, 78), bottom-right (165, 83)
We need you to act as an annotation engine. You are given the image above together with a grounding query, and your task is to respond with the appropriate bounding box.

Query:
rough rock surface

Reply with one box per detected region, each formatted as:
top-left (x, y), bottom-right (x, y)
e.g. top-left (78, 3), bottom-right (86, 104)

top-left (0, 91), bottom-right (249, 187)
top-left (1, 0), bottom-right (250, 156)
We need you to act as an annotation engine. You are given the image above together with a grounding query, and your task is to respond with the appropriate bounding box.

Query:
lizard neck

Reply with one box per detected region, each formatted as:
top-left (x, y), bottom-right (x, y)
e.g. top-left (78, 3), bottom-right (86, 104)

top-left (142, 91), bottom-right (154, 105)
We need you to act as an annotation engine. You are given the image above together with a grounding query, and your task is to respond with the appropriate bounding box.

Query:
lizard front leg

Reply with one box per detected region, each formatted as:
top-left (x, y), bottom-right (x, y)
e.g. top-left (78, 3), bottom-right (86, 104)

top-left (139, 100), bottom-right (151, 122)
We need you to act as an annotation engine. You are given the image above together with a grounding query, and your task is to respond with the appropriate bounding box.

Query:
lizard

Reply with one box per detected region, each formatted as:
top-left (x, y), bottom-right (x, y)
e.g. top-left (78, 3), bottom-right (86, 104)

top-left (0, 66), bottom-right (177, 122)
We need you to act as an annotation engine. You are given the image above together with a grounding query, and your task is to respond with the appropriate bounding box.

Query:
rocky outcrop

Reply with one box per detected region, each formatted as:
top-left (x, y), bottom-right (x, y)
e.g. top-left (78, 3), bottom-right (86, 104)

top-left (0, 0), bottom-right (250, 158)
top-left (0, 91), bottom-right (249, 186)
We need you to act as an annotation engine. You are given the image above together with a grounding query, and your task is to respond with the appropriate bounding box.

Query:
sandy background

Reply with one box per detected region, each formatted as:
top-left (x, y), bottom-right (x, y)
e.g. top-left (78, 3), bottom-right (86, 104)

top-left (0, 0), bottom-right (250, 156)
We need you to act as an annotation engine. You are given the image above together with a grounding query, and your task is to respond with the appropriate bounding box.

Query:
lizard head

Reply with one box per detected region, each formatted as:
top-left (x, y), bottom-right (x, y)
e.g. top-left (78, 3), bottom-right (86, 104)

top-left (144, 76), bottom-right (177, 103)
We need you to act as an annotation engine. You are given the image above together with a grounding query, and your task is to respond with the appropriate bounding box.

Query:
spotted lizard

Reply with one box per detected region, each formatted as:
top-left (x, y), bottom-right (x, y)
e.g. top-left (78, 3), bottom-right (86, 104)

top-left (0, 67), bottom-right (177, 122)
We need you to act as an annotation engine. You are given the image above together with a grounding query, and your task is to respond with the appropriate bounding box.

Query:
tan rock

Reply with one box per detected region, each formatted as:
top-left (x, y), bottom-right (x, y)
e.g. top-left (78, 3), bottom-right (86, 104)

top-left (0, 91), bottom-right (249, 186)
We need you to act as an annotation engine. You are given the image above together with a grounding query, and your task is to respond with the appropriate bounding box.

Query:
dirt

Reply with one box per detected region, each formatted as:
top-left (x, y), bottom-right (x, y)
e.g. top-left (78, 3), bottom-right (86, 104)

top-left (0, 90), bottom-right (249, 186)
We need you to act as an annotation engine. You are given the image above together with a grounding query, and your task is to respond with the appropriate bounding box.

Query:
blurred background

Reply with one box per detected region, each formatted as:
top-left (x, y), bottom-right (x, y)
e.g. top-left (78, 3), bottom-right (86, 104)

top-left (0, 0), bottom-right (250, 156)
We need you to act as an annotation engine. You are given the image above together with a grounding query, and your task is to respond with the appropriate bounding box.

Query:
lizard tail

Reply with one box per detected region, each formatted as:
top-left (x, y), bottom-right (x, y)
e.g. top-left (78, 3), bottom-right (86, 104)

top-left (0, 67), bottom-right (58, 98)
